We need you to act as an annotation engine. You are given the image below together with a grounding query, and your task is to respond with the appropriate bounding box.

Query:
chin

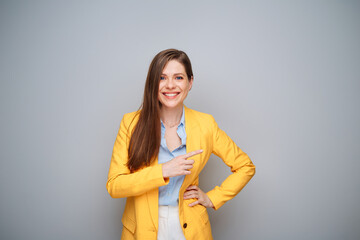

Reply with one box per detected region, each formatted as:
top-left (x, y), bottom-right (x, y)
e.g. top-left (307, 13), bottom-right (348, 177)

top-left (160, 101), bottom-right (182, 109)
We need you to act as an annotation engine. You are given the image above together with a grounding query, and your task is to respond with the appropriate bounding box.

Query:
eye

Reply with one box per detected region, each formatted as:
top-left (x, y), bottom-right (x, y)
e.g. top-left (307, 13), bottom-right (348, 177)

top-left (175, 76), bottom-right (183, 80)
top-left (160, 76), bottom-right (165, 80)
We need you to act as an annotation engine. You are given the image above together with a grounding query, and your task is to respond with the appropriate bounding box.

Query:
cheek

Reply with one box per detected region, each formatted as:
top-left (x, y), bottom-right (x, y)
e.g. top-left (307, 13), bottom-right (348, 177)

top-left (158, 82), bottom-right (165, 91)
top-left (183, 82), bottom-right (191, 92)
top-left (158, 86), bottom-right (162, 98)
top-left (158, 90), bottom-right (163, 99)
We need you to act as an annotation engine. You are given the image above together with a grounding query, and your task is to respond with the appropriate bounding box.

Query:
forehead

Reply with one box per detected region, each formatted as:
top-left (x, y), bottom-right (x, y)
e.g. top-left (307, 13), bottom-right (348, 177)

top-left (162, 60), bottom-right (186, 75)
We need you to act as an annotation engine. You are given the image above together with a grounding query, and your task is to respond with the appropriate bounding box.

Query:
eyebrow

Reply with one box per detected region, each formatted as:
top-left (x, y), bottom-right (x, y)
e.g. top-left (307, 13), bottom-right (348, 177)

top-left (161, 73), bottom-right (185, 76)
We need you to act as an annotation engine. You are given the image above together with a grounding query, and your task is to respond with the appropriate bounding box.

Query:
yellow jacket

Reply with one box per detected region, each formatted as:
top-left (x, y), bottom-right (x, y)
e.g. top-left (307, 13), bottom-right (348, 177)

top-left (107, 106), bottom-right (256, 239)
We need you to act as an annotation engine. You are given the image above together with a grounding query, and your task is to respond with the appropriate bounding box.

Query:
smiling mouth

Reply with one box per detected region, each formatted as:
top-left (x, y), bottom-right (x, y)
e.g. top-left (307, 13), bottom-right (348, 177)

top-left (163, 92), bottom-right (180, 97)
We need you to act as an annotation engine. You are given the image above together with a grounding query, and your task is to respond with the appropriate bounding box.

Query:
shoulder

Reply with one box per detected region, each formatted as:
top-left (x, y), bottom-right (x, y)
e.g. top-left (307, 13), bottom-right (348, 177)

top-left (186, 108), bottom-right (214, 120)
top-left (123, 110), bottom-right (140, 121)
top-left (121, 110), bottom-right (141, 131)
top-left (185, 106), bottom-right (217, 127)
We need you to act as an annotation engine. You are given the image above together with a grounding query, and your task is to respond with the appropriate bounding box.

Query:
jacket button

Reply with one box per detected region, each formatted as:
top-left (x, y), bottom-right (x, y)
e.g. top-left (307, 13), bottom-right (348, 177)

top-left (183, 223), bottom-right (187, 228)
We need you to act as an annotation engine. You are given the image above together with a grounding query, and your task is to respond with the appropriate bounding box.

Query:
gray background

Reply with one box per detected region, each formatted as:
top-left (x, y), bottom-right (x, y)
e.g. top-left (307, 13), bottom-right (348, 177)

top-left (1, 0), bottom-right (359, 239)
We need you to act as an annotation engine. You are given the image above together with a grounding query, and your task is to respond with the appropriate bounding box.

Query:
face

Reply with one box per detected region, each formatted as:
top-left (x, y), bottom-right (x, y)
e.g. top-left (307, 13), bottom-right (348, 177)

top-left (158, 60), bottom-right (193, 110)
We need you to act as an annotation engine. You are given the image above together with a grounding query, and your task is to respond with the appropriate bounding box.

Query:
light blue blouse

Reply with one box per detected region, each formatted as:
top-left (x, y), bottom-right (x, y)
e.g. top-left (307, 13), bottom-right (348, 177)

top-left (158, 108), bottom-right (186, 206)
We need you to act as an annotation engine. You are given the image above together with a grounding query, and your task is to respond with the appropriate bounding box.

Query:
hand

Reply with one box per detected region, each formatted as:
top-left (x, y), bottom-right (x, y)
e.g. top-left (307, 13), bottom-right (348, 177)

top-left (162, 150), bottom-right (203, 178)
top-left (162, 149), bottom-right (203, 178)
top-left (183, 185), bottom-right (214, 208)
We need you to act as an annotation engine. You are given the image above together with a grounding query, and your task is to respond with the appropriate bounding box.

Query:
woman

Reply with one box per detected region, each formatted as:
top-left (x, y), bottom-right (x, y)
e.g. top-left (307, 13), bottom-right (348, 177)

top-left (107, 49), bottom-right (255, 240)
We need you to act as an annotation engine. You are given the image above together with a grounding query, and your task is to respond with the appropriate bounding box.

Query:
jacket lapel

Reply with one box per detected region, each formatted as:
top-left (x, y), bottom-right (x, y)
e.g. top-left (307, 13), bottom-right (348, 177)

top-left (182, 106), bottom-right (201, 191)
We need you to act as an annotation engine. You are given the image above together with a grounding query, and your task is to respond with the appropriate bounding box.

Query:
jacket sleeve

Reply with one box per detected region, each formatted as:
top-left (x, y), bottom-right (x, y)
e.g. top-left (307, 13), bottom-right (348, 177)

top-left (206, 116), bottom-right (256, 210)
top-left (106, 114), bottom-right (169, 198)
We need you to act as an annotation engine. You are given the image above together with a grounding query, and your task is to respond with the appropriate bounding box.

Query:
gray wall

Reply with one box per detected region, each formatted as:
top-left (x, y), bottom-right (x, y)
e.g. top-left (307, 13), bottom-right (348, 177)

top-left (1, 1), bottom-right (359, 239)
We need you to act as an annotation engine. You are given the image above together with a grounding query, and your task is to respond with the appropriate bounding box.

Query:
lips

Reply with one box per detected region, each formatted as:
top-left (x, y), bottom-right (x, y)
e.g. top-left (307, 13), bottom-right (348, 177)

top-left (162, 92), bottom-right (180, 98)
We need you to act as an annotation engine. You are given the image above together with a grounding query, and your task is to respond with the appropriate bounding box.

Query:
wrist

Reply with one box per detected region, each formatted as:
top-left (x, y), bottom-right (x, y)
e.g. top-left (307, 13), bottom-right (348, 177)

top-left (161, 163), bottom-right (169, 178)
top-left (205, 194), bottom-right (214, 208)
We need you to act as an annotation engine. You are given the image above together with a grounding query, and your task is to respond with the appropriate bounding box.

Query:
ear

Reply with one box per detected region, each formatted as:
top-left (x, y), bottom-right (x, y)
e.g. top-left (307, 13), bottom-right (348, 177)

top-left (189, 76), bottom-right (193, 91)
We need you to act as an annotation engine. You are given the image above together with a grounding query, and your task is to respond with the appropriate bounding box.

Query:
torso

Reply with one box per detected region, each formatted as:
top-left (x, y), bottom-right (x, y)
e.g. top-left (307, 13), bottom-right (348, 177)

top-left (164, 126), bottom-right (181, 152)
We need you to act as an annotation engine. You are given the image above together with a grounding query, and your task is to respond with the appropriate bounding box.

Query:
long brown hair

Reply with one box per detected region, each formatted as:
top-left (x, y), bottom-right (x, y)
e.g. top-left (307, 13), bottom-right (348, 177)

top-left (127, 49), bottom-right (193, 172)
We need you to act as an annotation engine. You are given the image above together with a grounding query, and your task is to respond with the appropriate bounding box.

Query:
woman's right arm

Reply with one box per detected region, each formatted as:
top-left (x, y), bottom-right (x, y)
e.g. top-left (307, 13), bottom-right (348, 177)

top-left (106, 114), bottom-right (169, 198)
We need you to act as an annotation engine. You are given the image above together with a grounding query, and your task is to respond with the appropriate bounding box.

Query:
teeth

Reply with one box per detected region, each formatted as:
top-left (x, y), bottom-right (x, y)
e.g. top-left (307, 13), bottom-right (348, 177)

top-left (165, 93), bottom-right (177, 97)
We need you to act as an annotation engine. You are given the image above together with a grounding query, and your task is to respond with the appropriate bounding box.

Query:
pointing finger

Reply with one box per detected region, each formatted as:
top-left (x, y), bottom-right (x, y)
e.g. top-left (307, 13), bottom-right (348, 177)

top-left (184, 149), bottom-right (203, 159)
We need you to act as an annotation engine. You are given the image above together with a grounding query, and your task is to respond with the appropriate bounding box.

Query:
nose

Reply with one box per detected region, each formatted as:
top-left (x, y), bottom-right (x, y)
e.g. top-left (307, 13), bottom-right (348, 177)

top-left (165, 78), bottom-right (175, 89)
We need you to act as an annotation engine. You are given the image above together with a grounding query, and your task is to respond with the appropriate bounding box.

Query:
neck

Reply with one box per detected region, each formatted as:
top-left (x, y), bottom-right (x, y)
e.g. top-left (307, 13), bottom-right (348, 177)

top-left (160, 105), bottom-right (183, 126)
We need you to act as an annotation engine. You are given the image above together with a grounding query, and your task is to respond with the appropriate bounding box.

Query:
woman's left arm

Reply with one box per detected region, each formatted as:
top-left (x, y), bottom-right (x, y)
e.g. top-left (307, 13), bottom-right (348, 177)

top-left (205, 116), bottom-right (256, 210)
